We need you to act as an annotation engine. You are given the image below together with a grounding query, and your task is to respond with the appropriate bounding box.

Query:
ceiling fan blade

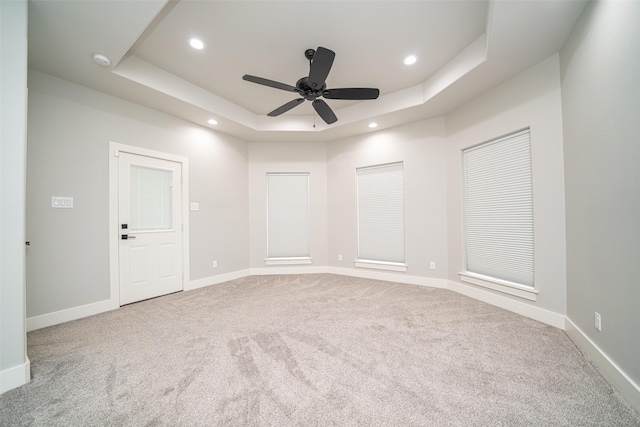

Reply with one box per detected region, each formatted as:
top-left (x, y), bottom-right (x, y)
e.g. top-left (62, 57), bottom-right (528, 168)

top-left (243, 75), bottom-right (298, 93)
top-left (308, 47), bottom-right (335, 90)
top-left (267, 98), bottom-right (305, 117)
top-left (312, 99), bottom-right (337, 124)
top-left (323, 88), bottom-right (380, 100)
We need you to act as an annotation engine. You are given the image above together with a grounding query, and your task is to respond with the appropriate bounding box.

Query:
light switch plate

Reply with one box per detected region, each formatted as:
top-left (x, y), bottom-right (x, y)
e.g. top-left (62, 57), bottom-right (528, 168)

top-left (190, 202), bottom-right (199, 211)
top-left (52, 196), bottom-right (73, 208)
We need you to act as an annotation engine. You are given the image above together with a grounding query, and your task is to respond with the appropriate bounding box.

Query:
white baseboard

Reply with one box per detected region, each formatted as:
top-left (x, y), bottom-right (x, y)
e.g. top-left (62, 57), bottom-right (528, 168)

top-left (447, 280), bottom-right (566, 329)
top-left (27, 271), bottom-right (256, 331)
top-left (25, 268), bottom-right (448, 332)
top-left (25, 270), bottom-right (556, 337)
top-left (19, 270), bottom-right (640, 415)
top-left (565, 318), bottom-right (640, 414)
top-left (328, 266), bottom-right (448, 289)
top-left (250, 266), bottom-right (329, 275)
top-left (23, 268), bottom-right (639, 415)
top-left (0, 356), bottom-right (30, 394)
top-left (186, 269), bottom-right (250, 291)
top-left (27, 299), bottom-right (118, 332)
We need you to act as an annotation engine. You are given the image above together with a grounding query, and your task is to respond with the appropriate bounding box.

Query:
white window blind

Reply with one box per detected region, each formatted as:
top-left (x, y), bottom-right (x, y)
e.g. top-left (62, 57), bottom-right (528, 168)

top-left (356, 162), bottom-right (405, 264)
top-left (463, 129), bottom-right (534, 287)
top-left (130, 166), bottom-right (173, 231)
top-left (267, 173), bottom-right (310, 259)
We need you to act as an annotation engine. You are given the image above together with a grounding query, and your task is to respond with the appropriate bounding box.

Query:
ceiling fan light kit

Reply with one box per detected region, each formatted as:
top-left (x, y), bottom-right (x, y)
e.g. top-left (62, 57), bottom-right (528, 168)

top-left (243, 47), bottom-right (380, 125)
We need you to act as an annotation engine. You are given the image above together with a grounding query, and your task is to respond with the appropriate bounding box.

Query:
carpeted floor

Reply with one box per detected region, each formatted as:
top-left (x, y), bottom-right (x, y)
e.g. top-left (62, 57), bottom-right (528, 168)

top-left (1, 274), bottom-right (639, 426)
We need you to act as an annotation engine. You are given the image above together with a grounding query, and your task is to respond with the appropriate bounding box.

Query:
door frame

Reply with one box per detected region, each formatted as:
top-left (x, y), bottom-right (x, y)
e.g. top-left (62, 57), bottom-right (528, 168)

top-left (108, 142), bottom-right (190, 307)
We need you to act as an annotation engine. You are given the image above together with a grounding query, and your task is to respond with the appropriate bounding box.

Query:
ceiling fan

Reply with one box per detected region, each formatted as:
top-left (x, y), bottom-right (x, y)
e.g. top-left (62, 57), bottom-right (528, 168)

top-left (242, 47), bottom-right (380, 125)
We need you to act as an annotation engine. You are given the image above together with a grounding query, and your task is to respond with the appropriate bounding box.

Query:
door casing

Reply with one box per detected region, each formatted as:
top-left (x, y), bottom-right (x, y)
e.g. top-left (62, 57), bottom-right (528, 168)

top-left (109, 142), bottom-right (190, 307)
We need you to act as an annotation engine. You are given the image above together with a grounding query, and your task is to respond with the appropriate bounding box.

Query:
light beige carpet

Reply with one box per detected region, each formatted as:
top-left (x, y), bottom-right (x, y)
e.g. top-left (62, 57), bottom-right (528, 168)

top-left (1, 274), bottom-right (639, 426)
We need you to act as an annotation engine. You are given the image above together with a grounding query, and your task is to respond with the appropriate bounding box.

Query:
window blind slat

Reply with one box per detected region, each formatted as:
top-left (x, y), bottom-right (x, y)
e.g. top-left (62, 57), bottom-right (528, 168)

top-left (267, 173), bottom-right (310, 258)
top-left (357, 163), bottom-right (405, 263)
top-left (463, 129), bottom-right (534, 287)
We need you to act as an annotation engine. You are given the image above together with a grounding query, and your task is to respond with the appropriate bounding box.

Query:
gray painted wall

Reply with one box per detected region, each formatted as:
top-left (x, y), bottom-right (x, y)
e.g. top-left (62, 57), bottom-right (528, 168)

top-left (26, 71), bottom-right (249, 318)
top-left (327, 118), bottom-right (449, 279)
top-left (248, 142), bottom-right (328, 268)
top-left (560, 0), bottom-right (640, 386)
top-left (1, 0), bottom-right (28, 379)
top-left (446, 55), bottom-right (567, 315)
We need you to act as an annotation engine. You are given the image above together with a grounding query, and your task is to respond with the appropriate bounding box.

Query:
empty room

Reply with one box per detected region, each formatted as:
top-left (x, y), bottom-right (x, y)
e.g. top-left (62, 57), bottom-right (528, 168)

top-left (1, 0), bottom-right (639, 425)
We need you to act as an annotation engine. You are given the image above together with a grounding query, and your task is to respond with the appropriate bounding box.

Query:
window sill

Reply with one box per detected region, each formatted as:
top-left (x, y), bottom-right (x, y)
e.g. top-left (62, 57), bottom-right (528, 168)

top-left (458, 272), bottom-right (538, 301)
top-left (265, 257), bottom-right (312, 266)
top-left (354, 259), bottom-right (407, 272)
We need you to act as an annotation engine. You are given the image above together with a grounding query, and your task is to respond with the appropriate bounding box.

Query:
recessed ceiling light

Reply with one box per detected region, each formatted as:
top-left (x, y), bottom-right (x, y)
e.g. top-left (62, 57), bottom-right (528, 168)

top-left (404, 55), bottom-right (417, 65)
top-left (207, 119), bottom-right (218, 125)
top-left (92, 53), bottom-right (111, 67)
top-left (368, 122), bottom-right (378, 128)
top-left (189, 38), bottom-right (204, 50)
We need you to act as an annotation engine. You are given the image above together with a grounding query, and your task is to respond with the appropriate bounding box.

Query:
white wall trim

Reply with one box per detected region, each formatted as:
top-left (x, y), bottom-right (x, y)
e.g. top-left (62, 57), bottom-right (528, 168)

top-left (21, 269), bottom-right (640, 415)
top-left (265, 257), bottom-right (312, 266)
top-left (329, 266), bottom-right (447, 288)
top-left (447, 280), bottom-right (565, 328)
top-left (27, 299), bottom-right (118, 332)
top-left (459, 271), bottom-right (538, 301)
top-left (565, 318), bottom-right (640, 414)
top-left (186, 269), bottom-right (250, 291)
top-left (26, 270), bottom-right (564, 339)
top-left (354, 260), bottom-right (408, 272)
top-left (26, 271), bottom-right (255, 332)
top-left (250, 266), bottom-right (329, 276)
top-left (108, 142), bottom-right (190, 309)
top-left (0, 356), bottom-right (30, 394)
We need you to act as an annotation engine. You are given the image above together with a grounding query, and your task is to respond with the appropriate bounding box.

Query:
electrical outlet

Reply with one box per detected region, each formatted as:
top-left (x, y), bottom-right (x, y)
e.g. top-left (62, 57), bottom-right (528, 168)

top-left (595, 312), bottom-right (602, 331)
top-left (212, 260), bottom-right (218, 268)
top-left (338, 254), bottom-right (343, 261)
top-left (430, 261), bottom-right (436, 270)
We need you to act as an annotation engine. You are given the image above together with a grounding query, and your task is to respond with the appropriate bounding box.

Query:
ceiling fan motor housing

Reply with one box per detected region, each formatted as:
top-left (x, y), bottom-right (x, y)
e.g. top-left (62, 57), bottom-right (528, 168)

top-left (296, 77), bottom-right (326, 101)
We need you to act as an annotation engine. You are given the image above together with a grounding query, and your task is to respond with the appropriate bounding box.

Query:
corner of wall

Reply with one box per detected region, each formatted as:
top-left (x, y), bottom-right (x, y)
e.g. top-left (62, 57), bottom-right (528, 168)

top-left (0, 358), bottom-right (30, 395)
top-left (187, 269), bottom-right (251, 291)
top-left (0, 0), bottom-right (29, 395)
top-left (447, 280), bottom-right (566, 329)
top-left (565, 317), bottom-right (640, 414)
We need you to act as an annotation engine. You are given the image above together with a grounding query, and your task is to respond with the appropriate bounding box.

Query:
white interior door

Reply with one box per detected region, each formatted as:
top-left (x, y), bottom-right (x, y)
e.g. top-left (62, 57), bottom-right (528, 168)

top-left (118, 152), bottom-right (183, 305)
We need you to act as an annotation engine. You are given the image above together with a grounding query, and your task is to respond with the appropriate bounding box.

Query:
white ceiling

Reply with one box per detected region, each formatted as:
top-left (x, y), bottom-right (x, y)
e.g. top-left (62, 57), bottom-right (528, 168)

top-left (28, 0), bottom-right (587, 142)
